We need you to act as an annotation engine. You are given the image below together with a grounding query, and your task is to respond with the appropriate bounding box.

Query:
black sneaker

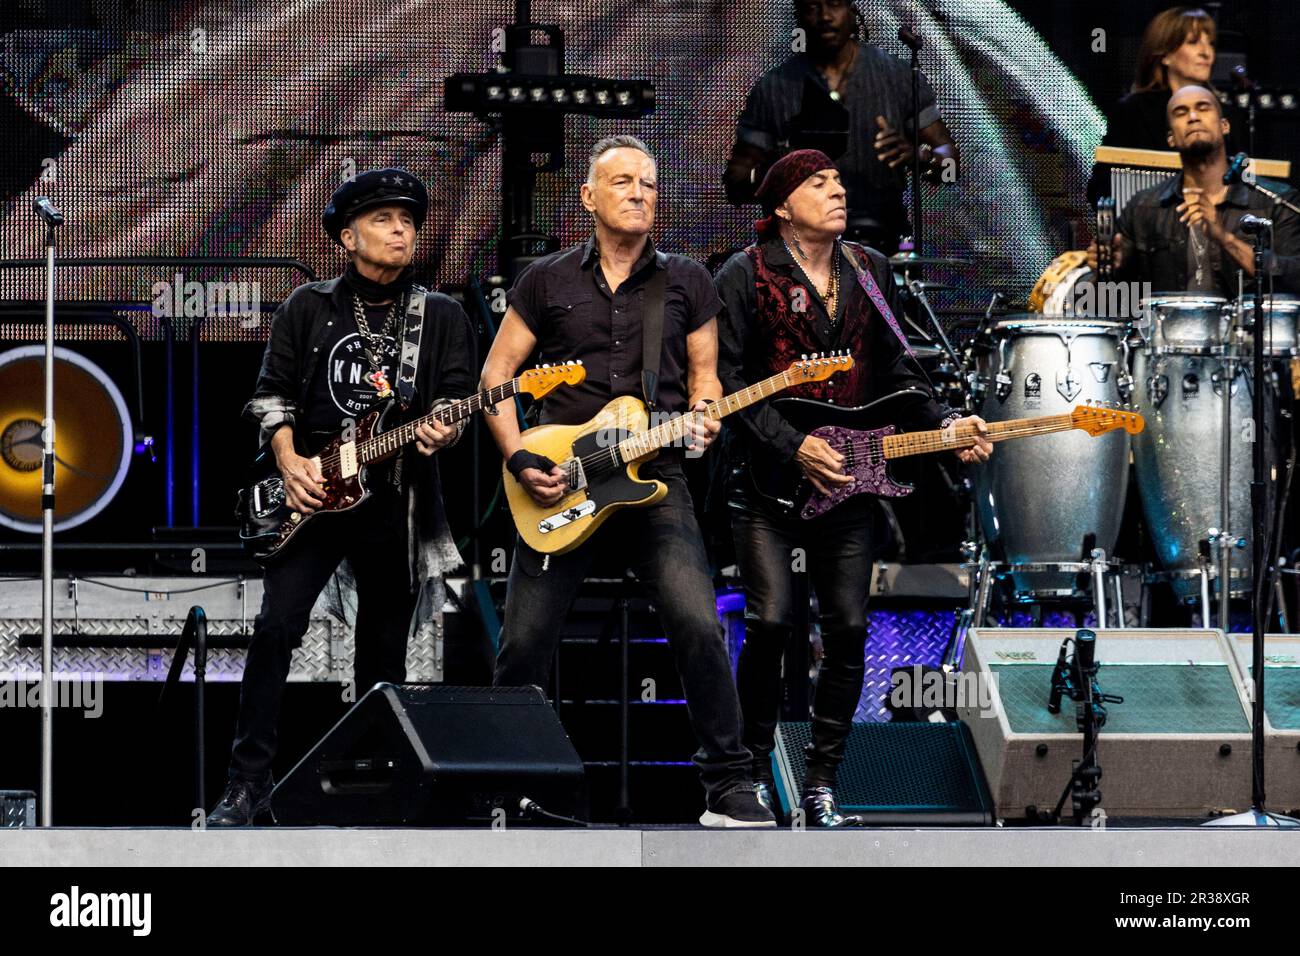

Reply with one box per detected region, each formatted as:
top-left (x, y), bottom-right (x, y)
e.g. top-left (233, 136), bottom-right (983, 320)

top-left (699, 788), bottom-right (778, 828)
top-left (206, 777), bottom-right (273, 828)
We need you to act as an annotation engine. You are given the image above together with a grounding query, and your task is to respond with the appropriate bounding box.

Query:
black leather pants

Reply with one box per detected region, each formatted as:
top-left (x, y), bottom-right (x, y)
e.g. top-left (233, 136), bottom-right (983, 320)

top-left (729, 498), bottom-right (873, 789)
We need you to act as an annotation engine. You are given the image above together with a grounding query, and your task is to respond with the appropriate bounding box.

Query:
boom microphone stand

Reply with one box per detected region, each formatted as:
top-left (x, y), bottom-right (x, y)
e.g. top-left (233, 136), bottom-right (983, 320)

top-left (1205, 216), bottom-right (1299, 827)
top-left (898, 26), bottom-right (924, 256)
top-left (33, 196), bottom-right (64, 827)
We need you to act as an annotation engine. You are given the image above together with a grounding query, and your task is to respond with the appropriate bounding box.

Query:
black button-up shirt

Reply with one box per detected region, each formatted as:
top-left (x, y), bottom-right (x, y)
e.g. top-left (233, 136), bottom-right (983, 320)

top-left (1116, 174), bottom-right (1300, 296)
top-left (507, 236), bottom-right (722, 425)
top-left (734, 43), bottom-right (941, 246)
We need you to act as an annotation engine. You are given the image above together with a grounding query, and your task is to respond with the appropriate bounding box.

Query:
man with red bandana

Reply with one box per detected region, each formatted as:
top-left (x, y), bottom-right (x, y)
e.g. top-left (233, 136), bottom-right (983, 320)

top-left (715, 150), bottom-right (991, 826)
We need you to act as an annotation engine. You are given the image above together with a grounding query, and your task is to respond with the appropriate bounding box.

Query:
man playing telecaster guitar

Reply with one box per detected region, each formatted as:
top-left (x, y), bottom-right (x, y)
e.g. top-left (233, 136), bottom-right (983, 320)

top-left (208, 169), bottom-right (474, 826)
top-left (715, 149), bottom-right (992, 826)
top-left (481, 135), bottom-right (775, 828)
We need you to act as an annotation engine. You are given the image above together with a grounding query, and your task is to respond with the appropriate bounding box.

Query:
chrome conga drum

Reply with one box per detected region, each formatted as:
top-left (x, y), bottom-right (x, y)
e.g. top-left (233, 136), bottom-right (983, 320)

top-left (1132, 294), bottom-right (1276, 600)
top-left (1137, 294), bottom-right (1230, 353)
top-left (974, 319), bottom-right (1133, 594)
top-left (1233, 293), bottom-right (1300, 356)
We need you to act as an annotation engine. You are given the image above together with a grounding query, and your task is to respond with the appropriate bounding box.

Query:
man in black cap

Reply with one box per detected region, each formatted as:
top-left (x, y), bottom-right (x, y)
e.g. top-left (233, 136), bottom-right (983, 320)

top-left (208, 168), bottom-right (475, 826)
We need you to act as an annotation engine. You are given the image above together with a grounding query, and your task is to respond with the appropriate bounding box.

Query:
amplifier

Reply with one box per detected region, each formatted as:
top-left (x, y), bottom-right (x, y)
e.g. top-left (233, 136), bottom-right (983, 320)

top-left (959, 628), bottom-right (1252, 819)
top-left (272, 684), bottom-right (586, 826)
top-left (773, 721), bottom-right (994, 826)
top-left (1228, 633), bottom-right (1300, 814)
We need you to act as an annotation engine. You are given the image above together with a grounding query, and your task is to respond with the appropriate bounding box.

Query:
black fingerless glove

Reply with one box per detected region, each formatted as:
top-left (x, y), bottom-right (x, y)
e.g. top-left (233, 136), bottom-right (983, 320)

top-left (506, 449), bottom-right (558, 479)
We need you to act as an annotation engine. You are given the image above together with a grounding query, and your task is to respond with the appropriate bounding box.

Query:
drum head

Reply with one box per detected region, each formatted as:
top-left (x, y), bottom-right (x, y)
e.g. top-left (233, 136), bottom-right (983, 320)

top-left (0, 346), bottom-right (134, 533)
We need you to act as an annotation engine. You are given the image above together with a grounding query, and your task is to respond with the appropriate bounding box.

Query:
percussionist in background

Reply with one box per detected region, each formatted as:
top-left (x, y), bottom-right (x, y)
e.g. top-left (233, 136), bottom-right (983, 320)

top-left (1088, 85), bottom-right (1300, 295)
top-left (723, 0), bottom-right (958, 254)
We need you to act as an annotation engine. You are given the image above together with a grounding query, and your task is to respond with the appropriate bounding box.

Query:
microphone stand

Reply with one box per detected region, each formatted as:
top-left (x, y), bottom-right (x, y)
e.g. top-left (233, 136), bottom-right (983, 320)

top-left (1205, 223), bottom-right (1299, 827)
top-left (899, 26), bottom-right (924, 255)
top-left (36, 201), bottom-right (64, 827)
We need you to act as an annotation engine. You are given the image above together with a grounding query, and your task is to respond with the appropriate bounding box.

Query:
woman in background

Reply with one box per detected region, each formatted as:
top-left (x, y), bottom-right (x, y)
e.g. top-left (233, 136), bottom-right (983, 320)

top-left (1087, 5), bottom-right (1244, 206)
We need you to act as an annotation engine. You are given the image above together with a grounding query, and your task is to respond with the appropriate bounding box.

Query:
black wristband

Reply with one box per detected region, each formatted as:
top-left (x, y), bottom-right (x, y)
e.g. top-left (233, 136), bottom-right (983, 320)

top-left (507, 449), bottom-right (558, 479)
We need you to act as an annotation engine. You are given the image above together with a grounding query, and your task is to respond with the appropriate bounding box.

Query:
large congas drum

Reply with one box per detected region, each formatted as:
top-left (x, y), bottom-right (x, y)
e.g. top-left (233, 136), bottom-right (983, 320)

top-left (974, 319), bottom-right (1132, 594)
top-left (1132, 295), bottom-right (1275, 600)
top-left (0, 346), bottom-right (134, 533)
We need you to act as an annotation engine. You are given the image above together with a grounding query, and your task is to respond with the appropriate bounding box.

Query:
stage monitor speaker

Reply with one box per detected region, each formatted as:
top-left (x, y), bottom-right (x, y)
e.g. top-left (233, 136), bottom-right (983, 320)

top-left (773, 721), bottom-right (995, 825)
top-left (1228, 633), bottom-right (1300, 814)
top-left (959, 628), bottom-right (1253, 820)
top-left (271, 684), bottom-right (586, 826)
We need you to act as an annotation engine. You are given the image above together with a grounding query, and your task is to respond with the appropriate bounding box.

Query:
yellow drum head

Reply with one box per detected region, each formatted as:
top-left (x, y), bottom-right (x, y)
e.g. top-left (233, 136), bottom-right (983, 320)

top-left (0, 346), bottom-right (133, 532)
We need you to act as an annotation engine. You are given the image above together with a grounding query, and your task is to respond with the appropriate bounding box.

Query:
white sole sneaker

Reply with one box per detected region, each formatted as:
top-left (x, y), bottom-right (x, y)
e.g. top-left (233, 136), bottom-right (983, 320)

top-left (698, 810), bottom-right (779, 829)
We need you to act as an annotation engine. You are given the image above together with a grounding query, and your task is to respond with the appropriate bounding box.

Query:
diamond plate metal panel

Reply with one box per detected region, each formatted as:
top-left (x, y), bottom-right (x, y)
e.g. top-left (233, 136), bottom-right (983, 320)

top-left (857, 609), bottom-right (957, 723)
top-left (0, 575), bottom-right (443, 683)
top-left (0, 615), bottom-right (442, 683)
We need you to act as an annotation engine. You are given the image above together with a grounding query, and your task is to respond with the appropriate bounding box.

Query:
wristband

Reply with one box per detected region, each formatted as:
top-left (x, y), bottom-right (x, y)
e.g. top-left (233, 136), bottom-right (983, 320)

top-left (507, 449), bottom-right (558, 479)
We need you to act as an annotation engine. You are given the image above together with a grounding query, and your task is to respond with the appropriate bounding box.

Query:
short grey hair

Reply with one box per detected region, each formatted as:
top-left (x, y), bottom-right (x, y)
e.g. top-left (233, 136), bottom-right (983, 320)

top-left (586, 135), bottom-right (656, 185)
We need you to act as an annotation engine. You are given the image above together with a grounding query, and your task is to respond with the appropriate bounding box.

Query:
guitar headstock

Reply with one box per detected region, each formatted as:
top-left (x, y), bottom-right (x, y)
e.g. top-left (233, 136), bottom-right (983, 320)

top-left (1071, 400), bottom-right (1144, 436)
top-left (788, 351), bottom-right (855, 384)
top-left (519, 361), bottom-right (587, 399)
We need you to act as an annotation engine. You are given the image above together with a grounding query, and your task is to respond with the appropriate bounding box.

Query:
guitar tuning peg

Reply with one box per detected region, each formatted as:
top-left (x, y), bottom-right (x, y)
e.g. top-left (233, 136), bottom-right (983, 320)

top-left (802, 354), bottom-right (808, 361)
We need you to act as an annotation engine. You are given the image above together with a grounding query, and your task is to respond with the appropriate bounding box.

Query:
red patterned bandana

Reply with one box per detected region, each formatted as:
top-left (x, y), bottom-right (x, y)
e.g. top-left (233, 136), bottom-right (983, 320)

top-left (753, 149), bottom-right (838, 239)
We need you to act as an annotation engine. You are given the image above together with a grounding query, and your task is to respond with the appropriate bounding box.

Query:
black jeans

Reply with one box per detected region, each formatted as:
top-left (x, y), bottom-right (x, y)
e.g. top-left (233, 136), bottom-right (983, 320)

top-left (494, 467), bottom-right (752, 804)
top-left (228, 487), bottom-right (415, 783)
top-left (729, 497), bottom-right (874, 789)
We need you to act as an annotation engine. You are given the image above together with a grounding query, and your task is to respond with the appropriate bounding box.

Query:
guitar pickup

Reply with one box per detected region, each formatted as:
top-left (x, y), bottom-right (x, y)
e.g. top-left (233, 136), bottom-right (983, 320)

top-left (564, 457), bottom-right (587, 492)
top-left (337, 444), bottom-right (357, 479)
top-left (538, 500), bottom-right (596, 534)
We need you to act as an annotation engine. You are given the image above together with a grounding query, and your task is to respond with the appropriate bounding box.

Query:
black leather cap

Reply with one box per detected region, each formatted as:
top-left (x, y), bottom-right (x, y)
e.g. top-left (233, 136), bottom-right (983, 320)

top-left (322, 167), bottom-right (428, 244)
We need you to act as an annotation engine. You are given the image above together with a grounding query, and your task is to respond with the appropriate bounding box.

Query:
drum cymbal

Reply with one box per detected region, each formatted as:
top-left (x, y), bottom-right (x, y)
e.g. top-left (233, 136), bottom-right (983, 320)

top-left (889, 253), bottom-right (974, 270)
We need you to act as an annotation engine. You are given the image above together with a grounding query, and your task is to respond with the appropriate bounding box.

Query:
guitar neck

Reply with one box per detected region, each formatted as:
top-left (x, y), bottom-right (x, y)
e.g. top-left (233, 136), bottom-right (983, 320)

top-left (358, 378), bottom-right (522, 463)
top-left (883, 413), bottom-right (1075, 460)
top-left (617, 368), bottom-right (795, 461)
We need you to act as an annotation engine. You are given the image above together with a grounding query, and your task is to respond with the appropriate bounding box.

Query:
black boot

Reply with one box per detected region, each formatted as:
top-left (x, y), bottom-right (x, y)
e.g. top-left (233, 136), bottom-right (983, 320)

top-left (803, 626), bottom-right (867, 802)
top-left (206, 776), bottom-right (273, 827)
top-left (800, 786), bottom-right (864, 828)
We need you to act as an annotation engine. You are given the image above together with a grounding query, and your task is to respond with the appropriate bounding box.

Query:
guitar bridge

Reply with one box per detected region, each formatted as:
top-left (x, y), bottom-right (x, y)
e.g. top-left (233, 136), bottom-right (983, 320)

top-left (538, 499), bottom-right (596, 534)
top-left (251, 478), bottom-right (286, 517)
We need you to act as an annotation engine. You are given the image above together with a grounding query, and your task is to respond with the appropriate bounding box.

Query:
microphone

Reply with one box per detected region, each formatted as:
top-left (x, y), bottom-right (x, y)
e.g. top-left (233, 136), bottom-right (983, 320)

top-left (1223, 152), bottom-right (1250, 186)
top-left (1047, 637), bottom-right (1069, 714)
top-left (898, 25), bottom-right (923, 51)
top-left (1241, 214), bottom-right (1273, 234)
top-left (32, 197), bottom-right (64, 226)
top-left (1074, 628), bottom-right (1097, 677)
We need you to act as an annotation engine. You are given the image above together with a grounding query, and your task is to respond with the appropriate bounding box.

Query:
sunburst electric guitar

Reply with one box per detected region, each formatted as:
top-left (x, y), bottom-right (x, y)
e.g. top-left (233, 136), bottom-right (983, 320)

top-left (505, 353), bottom-right (855, 554)
top-left (238, 362), bottom-right (586, 562)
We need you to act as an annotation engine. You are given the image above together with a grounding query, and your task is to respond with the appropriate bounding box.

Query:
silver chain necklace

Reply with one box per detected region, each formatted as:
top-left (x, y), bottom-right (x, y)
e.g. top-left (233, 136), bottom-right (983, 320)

top-left (351, 295), bottom-right (401, 362)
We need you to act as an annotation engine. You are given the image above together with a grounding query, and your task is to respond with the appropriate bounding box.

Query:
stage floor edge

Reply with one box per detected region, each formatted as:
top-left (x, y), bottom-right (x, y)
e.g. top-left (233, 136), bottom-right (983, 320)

top-left (1, 826), bottom-right (1296, 867)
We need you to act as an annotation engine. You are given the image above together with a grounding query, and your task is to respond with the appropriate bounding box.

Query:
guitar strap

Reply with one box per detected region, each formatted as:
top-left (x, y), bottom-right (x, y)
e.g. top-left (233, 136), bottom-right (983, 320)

top-left (840, 244), bottom-right (915, 359)
top-left (641, 258), bottom-right (667, 411)
top-left (397, 284), bottom-right (428, 411)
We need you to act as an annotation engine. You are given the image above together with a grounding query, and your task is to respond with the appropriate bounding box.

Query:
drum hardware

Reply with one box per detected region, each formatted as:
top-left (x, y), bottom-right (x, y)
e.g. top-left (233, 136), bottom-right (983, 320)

top-left (1115, 338), bottom-right (1135, 401)
top-left (969, 558), bottom-right (1125, 627)
top-left (1056, 365), bottom-right (1082, 402)
top-left (1147, 373), bottom-right (1169, 407)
